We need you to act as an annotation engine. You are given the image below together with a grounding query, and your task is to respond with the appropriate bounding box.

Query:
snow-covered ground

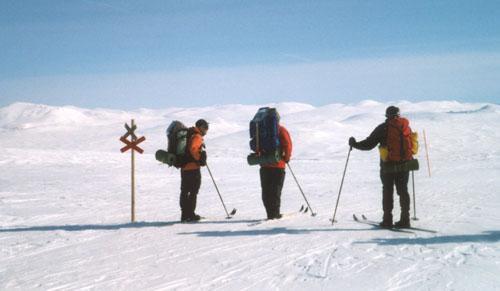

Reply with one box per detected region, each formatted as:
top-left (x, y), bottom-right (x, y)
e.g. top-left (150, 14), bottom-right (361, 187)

top-left (1, 100), bottom-right (499, 290)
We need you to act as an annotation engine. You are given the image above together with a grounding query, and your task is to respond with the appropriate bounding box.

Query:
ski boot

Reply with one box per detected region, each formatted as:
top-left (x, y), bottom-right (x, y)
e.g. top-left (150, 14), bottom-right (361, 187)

top-left (394, 219), bottom-right (411, 228)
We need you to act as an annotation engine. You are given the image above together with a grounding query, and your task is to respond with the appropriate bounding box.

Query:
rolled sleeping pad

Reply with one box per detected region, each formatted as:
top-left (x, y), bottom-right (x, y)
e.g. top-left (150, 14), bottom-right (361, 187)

top-left (155, 150), bottom-right (177, 166)
top-left (247, 150), bottom-right (281, 166)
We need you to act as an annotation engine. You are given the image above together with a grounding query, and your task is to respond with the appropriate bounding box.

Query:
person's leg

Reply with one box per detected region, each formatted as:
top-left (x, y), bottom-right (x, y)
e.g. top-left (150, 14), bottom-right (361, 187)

top-left (260, 167), bottom-right (273, 219)
top-left (189, 169), bottom-right (202, 220)
top-left (180, 169), bottom-right (200, 221)
top-left (180, 170), bottom-right (190, 221)
top-left (380, 171), bottom-right (395, 227)
top-left (395, 171), bottom-right (410, 227)
top-left (271, 168), bottom-right (286, 218)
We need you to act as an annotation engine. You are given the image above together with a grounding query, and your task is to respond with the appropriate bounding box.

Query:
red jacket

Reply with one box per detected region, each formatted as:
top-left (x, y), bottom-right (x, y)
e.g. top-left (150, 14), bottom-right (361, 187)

top-left (182, 127), bottom-right (204, 171)
top-left (262, 125), bottom-right (292, 169)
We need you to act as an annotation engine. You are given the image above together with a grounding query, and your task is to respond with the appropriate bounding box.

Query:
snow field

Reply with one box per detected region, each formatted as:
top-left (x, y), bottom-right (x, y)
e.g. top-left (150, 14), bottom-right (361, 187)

top-left (1, 101), bottom-right (499, 290)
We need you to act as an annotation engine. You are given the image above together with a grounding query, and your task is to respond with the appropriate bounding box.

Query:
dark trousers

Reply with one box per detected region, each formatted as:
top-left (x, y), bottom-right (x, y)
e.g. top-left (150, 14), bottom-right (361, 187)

top-left (260, 167), bottom-right (285, 219)
top-left (180, 169), bottom-right (201, 219)
top-left (380, 170), bottom-right (410, 222)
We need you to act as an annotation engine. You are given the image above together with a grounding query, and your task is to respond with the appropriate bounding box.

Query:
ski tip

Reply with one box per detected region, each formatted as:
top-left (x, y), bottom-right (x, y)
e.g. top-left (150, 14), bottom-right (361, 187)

top-left (353, 214), bottom-right (358, 221)
top-left (361, 214), bottom-right (367, 220)
top-left (304, 207), bottom-right (309, 213)
top-left (230, 208), bottom-right (237, 216)
top-left (299, 205), bottom-right (305, 212)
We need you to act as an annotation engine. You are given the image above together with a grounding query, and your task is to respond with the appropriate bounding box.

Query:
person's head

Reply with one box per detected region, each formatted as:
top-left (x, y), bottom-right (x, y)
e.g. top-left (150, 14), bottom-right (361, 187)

top-left (385, 106), bottom-right (400, 119)
top-left (195, 119), bottom-right (209, 136)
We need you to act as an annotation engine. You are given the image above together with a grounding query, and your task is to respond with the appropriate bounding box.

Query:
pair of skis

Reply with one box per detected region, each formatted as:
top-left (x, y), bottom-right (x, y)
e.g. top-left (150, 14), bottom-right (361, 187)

top-left (352, 214), bottom-right (437, 234)
top-left (247, 204), bottom-right (314, 226)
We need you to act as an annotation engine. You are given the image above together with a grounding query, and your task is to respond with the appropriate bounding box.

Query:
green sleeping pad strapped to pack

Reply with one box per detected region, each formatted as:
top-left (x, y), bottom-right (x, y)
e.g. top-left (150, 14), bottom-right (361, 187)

top-left (155, 149), bottom-right (177, 166)
top-left (247, 150), bottom-right (281, 166)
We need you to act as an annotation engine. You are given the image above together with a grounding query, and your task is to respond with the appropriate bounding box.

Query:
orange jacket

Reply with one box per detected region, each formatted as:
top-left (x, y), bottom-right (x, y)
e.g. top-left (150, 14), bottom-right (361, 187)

top-left (262, 125), bottom-right (292, 169)
top-left (182, 127), bottom-right (204, 171)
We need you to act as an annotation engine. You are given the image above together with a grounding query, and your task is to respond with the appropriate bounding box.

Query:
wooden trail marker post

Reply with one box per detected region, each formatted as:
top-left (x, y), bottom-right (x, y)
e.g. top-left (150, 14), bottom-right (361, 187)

top-left (120, 119), bottom-right (145, 222)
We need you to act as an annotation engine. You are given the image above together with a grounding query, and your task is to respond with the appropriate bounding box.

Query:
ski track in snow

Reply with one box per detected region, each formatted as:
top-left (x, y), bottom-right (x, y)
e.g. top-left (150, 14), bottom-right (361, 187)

top-left (1, 101), bottom-right (500, 290)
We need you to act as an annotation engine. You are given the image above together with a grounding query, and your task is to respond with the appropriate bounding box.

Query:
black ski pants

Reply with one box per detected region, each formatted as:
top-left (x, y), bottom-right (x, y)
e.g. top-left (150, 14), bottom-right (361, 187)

top-left (180, 169), bottom-right (201, 219)
top-left (260, 167), bottom-right (285, 219)
top-left (380, 170), bottom-right (410, 222)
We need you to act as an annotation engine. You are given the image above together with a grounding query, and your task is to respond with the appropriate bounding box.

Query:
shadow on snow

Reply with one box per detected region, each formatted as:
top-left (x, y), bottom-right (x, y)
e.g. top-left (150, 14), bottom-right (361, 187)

top-left (354, 231), bottom-right (500, 245)
top-left (179, 227), bottom-right (368, 237)
top-left (0, 219), bottom-right (261, 232)
top-left (0, 221), bottom-right (175, 232)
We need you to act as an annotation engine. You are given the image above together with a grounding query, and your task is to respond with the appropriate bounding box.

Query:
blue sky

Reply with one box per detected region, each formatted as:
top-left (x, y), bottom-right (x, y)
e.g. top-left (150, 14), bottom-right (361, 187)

top-left (1, 0), bottom-right (500, 109)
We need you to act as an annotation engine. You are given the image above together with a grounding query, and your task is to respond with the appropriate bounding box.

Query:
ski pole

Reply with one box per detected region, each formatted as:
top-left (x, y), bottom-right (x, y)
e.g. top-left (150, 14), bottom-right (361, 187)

top-left (205, 163), bottom-right (237, 219)
top-left (423, 129), bottom-right (431, 177)
top-left (411, 170), bottom-right (418, 220)
top-left (331, 147), bottom-right (352, 225)
top-left (286, 162), bottom-right (316, 216)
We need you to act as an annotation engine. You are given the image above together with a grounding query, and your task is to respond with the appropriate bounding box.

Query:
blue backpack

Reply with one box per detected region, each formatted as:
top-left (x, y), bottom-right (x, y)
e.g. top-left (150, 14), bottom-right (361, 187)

top-left (249, 107), bottom-right (280, 154)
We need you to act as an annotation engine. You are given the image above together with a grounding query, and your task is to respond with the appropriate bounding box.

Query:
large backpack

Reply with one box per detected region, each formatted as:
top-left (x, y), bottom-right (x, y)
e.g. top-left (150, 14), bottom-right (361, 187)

top-left (385, 117), bottom-right (414, 161)
top-left (249, 107), bottom-right (280, 154)
top-left (162, 121), bottom-right (195, 168)
top-left (247, 107), bottom-right (281, 165)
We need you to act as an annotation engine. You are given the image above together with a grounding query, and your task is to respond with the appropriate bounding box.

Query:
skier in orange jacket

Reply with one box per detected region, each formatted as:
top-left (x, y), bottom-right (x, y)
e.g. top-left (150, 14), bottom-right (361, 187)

top-left (180, 119), bottom-right (208, 222)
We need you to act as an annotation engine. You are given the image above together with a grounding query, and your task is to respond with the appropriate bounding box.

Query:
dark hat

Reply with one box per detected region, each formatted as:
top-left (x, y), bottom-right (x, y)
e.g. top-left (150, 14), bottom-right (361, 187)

top-left (195, 119), bottom-right (209, 129)
top-left (385, 106), bottom-right (400, 118)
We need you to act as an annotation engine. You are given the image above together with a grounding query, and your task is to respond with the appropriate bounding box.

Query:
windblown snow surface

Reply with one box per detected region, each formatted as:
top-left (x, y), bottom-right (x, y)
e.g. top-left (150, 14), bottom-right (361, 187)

top-left (1, 100), bottom-right (499, 290)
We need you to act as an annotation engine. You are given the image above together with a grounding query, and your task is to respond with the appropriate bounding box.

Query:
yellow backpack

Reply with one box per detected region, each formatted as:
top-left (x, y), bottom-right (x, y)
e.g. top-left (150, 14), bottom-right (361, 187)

top-left (411, 131), bottom-right (419, 155)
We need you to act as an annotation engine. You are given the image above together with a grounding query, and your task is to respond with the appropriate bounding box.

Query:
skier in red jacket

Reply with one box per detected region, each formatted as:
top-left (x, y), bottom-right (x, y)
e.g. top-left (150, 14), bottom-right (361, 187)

top-left (260, 123), bottom-right (292, 219)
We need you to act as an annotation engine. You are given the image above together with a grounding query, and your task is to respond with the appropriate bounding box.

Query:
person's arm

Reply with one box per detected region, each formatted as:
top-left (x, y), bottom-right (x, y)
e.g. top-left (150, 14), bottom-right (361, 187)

top-left (352, 123), bottom-right (385, 151)
top-left (280, 126), bottom-right (292, 162)
top-left (189, 134), bottom-right (203, 160)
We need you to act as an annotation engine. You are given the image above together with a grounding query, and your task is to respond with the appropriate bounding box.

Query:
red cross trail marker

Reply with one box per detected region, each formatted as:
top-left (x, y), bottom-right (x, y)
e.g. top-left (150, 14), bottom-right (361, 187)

top-left (120, 136), bottom-right (145, 153)
top-left (119, 119), bottom-right (146, 222)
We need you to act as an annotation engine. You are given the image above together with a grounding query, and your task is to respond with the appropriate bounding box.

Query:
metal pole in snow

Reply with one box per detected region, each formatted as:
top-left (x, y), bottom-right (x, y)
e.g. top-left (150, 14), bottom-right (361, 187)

top-left (411, 171), bottom-right (418, 221)
top-left (423, 129), bottom-right (431, 178)
top-left (331, 147), bottom-right (352, 225)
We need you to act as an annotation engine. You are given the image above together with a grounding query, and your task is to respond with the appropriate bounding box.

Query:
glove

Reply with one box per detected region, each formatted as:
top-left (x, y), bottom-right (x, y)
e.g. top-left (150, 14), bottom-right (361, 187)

top-left (348, 137), bottom-right (357, 148)
top-left (199, 151), bottom-right (207, 166)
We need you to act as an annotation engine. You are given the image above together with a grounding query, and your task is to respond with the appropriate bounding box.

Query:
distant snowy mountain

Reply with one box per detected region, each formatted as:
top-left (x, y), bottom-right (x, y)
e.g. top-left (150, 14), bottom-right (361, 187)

top-left (2, 100), bottom-right (494, 130)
